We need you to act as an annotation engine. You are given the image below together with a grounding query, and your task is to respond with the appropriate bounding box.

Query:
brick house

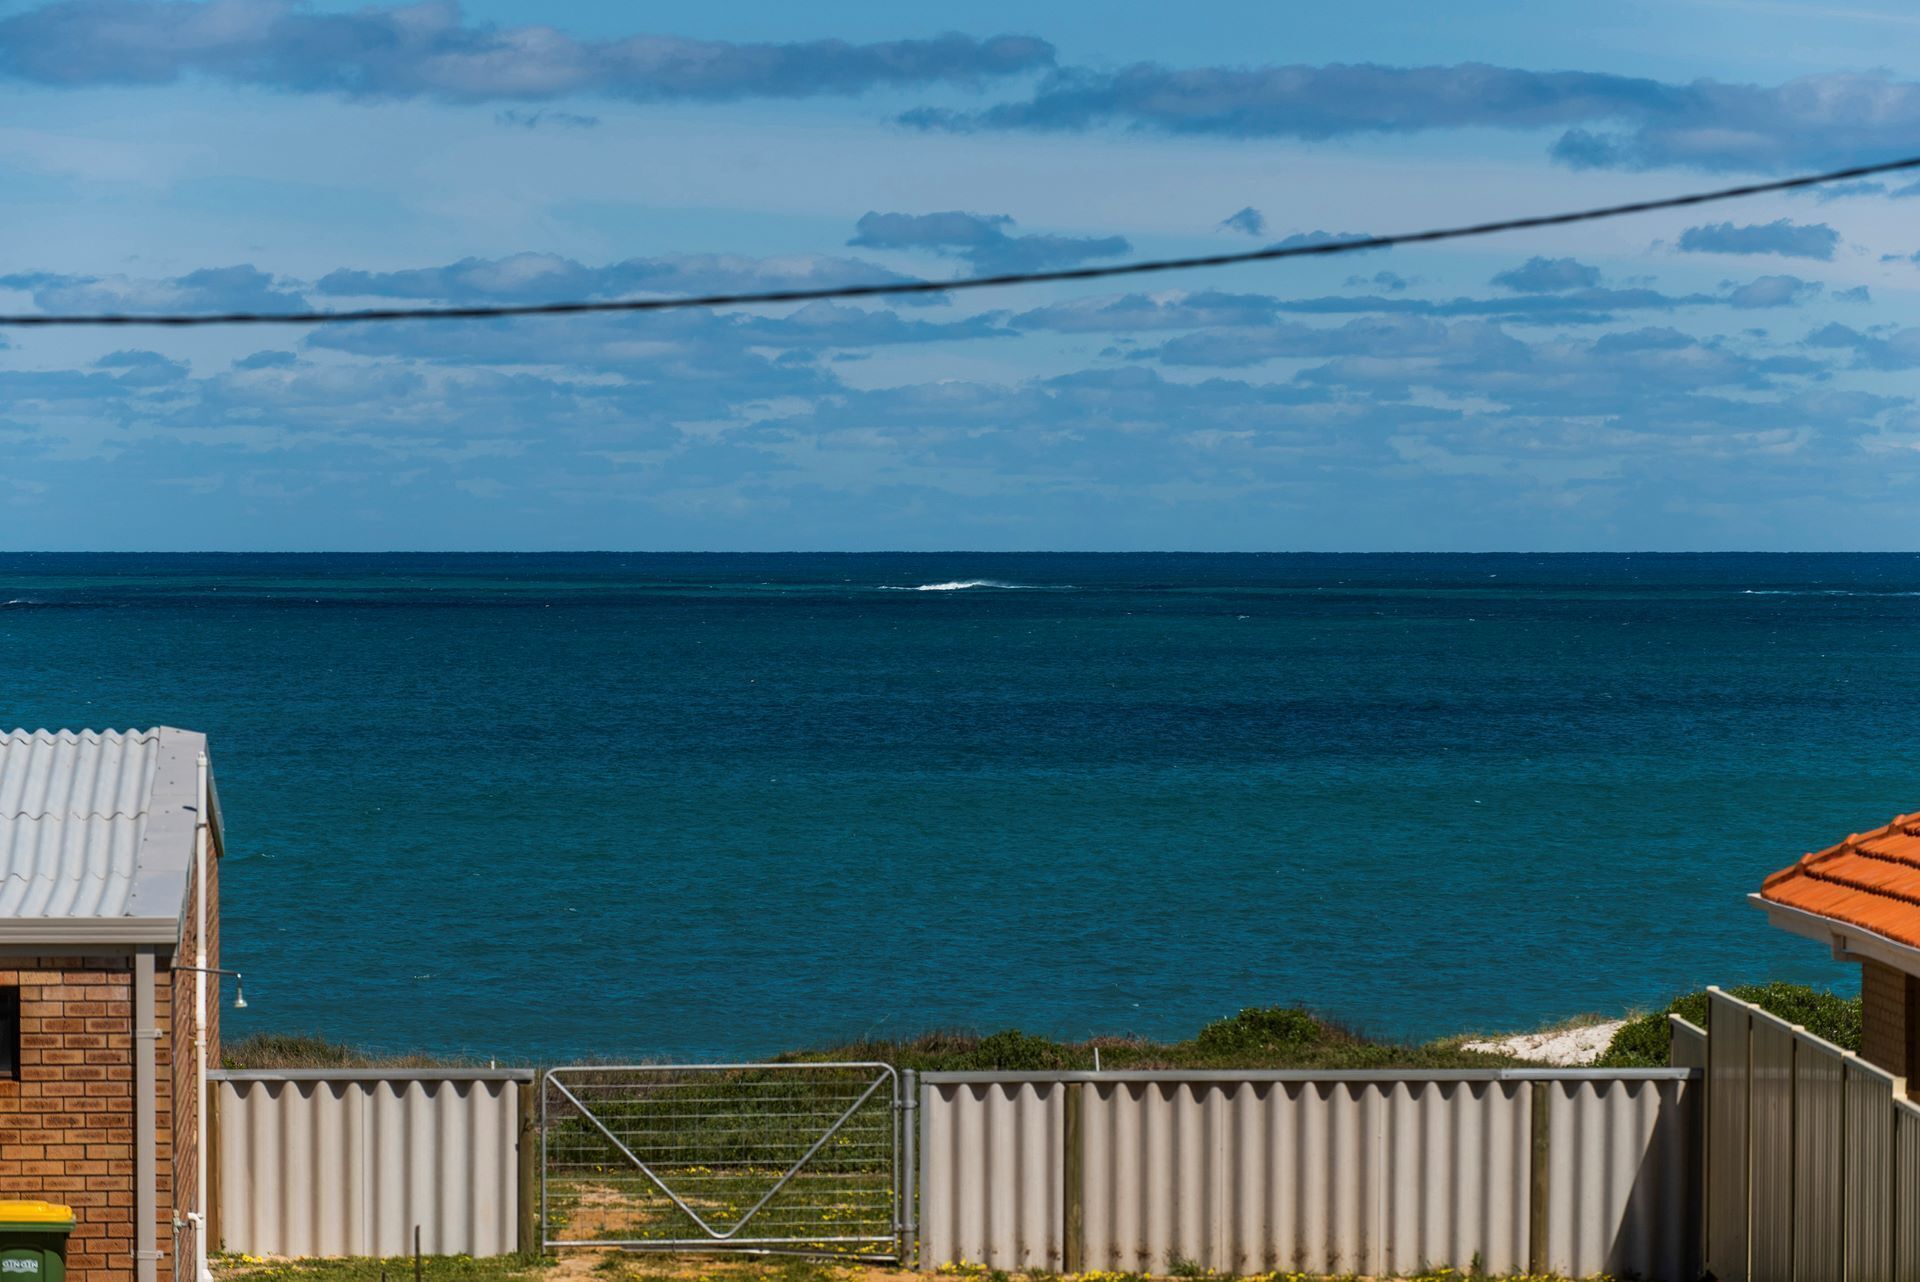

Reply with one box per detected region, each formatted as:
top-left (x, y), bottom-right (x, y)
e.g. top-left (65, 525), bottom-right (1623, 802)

top-left (0, 730), bottom-right (225, 1282)
top-left (1755, 809), bottom-right (1920, 1096)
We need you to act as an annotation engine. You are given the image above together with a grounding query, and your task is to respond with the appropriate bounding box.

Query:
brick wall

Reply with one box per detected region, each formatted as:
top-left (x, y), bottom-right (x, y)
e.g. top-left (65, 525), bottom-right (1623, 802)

top-left (1860, 959), bottom-right (1912, 1089)
top-left (0, 853), bottom-right (217, 1282)
top-left (0, 959), bottom-right (137, 1282)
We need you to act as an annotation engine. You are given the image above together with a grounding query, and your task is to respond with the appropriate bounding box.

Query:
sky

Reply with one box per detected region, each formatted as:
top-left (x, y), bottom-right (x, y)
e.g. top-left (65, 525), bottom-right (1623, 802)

top-left (6, 1), bottom-right (1920, 549)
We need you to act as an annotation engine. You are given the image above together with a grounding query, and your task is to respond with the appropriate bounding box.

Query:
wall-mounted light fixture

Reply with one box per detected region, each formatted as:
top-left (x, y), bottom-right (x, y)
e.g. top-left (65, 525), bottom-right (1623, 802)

top-left (175, 966), bottom-right (246, 1009)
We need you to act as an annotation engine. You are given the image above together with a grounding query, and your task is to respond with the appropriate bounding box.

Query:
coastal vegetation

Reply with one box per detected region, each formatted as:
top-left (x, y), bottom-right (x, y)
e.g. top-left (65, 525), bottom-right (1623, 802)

top-left (214, 1247), bottom-right (1633, 1282)
top-left (780, 1007), bottom-right (1518, 1072)
top-left (222, 1009), bottom-right (1520, 1072)
top-left (224, 986), bottom-right (1858, 1071)
top-left (1592, 982), bottom-right (1860, 1067)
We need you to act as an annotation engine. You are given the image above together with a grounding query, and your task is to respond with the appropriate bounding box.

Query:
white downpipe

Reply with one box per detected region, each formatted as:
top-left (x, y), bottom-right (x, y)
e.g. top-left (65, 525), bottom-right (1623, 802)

top-left (193, 751), bottom-right (212, 1282)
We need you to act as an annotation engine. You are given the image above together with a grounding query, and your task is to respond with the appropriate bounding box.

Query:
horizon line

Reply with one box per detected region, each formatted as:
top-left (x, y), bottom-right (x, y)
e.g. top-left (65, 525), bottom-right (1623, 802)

top-left (5, 549), bottom-right (1920, 557)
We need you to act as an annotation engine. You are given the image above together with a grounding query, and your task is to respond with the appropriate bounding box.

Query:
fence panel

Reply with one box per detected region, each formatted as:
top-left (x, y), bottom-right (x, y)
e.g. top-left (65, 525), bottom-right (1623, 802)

top-left (1079, 1078), bottom-right (1419, 1277)
top-left (1378, 1079), bottom-right (1530, 1278)
top-left (1670, 1014), bottom-right (1708, 1071)
top-left (1792, 1033), bottom-right (1845, 1282)
top-left (922, 1070), bottom-right (1695, 1278)
top-left (1898, 1099), bottom-right (1920, 1282)
top-left (919, 1079), bottom-right (1062, 1270)
top-left (1541, 1075), bottom-right (1698, 1281)
top-left (1748, 1012), bottom-right (1797, 1282)
top-left (1196, 1079), bottom-right (1381, 1278)
top-left (1707, 990), bottom-right (1753, 1282)
top-left (1843, 1056), bottom-right (1896, 1282)
top-left (214, 1069), bottom-right (528, 1258)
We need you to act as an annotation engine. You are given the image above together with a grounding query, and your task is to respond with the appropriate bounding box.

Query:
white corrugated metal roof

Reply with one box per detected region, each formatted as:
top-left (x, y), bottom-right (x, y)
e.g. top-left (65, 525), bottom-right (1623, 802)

top-left (0, 728), bottom-right (210, 942)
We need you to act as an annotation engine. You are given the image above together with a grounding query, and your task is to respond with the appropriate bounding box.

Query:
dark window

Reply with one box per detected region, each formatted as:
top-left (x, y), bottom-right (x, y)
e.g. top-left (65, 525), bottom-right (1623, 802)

top-left (0, 988), bottom-right (19, 1079)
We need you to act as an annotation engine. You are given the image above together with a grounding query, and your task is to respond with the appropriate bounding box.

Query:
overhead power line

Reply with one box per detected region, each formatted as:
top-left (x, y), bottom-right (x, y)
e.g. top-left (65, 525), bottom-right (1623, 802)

top-left (5, 154), bottom-right (1920, 328)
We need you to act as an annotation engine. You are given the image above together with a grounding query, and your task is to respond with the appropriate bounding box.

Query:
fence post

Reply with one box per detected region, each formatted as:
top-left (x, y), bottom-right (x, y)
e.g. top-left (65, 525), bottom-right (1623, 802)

top-left (1528, 1080), bottom-right (1551, 1276)
top-left (207, 1075), bottom-right (222, 1255)
top-left (516, 1081), bottom-right (539, 1254)
top-left (1062, 1081), bottom-right (1084, 1275)
top-left (901, 1069), bottom-right (919, 1269)
top-left (1894, 1102), bottom-right (1905, 1282)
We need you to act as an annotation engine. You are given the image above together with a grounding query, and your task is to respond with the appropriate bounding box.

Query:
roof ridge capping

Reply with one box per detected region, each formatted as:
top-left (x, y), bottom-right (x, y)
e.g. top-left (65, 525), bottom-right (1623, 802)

top-left (1, 728), bottom-right (161, 740)
top-left (126, 727), bottom-right (208, 922)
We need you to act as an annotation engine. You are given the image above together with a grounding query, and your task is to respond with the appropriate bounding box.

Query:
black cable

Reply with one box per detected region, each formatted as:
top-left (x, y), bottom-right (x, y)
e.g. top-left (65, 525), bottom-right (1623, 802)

top-left (5, 154), bottom-right (1919, 328)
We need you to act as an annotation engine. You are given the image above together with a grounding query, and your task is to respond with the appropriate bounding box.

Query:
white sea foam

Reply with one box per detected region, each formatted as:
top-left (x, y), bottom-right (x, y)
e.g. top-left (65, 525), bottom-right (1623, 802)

top-left (881, 579), bottom-right (1041, 591)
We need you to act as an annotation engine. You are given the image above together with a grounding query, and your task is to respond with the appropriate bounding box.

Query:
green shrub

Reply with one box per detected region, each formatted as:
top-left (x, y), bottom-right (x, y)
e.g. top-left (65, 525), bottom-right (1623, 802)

top-left (954, 1029), bottom-right (1073, 1071)
top-left (1192, 1007), bottom-right (1328, 1056)
top-left (1596, 981), bottom-right (1860, 1067)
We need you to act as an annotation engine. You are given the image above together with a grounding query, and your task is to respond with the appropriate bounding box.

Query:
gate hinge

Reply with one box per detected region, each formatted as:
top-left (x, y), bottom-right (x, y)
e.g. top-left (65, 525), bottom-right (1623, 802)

top-left (134, 1251), bottom-right (166, 1262)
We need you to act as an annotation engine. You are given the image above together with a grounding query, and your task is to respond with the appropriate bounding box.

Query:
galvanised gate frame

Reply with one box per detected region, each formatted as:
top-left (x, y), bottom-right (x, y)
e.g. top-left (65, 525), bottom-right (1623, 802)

top-left (541, 1062), bottom-right (916, 1262)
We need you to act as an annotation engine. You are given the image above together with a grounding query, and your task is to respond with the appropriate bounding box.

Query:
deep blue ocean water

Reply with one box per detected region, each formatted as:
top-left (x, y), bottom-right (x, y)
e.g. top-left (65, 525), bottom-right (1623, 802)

top-left (0, 551), bottom-right (1906, 1060)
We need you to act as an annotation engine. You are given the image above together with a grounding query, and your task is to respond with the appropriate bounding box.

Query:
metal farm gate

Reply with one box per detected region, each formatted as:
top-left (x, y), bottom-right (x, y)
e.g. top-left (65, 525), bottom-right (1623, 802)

top-left (541, 1062), bottom-right (914, 1261)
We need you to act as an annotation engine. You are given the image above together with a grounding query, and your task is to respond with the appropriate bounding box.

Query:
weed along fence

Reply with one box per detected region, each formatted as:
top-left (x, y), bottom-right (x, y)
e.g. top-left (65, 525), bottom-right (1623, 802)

top-left (1691, 986), bottom-right (1920, 1282)
top-left (211, 1069), bottom-right (537, 1258)
top-left (917, 1069), bottom-right (1700, 1280)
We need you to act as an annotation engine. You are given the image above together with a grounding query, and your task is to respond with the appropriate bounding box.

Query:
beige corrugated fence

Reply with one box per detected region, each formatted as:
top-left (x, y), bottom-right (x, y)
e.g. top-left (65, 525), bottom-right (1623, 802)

top-left (213, 1069), bottom-right (532, 1258)
top-left (918, 1078), bottom-right (1062, 1269)
top-left (920, 1069), bottom-right (1700, 1280)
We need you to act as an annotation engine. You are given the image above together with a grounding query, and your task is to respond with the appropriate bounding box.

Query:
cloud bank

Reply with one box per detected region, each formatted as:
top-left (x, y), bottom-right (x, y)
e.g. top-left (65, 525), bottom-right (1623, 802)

top-left (1675, 219), bottom-right (1840, 259)
top-left (905, 61), bottom-right (1920, 172)
top-left (8, 3), bottom-right (1918, 174)
top-left (1, 238), bottom-right (1904, 549)
top-left (848, 211), bottom-right (1130, 273)
top-left (0, 0), bottom-right (1054, 101)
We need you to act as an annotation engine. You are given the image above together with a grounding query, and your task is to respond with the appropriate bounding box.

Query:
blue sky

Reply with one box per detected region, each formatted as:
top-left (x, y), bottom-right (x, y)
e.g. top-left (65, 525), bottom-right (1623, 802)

top-left (6, 1), bottom-right (1920, 549)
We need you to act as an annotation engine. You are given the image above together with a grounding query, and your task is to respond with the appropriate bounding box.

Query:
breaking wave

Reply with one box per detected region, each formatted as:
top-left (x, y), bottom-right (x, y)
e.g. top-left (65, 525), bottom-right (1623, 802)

top-left (880, 580), bottom-right (1048, 592)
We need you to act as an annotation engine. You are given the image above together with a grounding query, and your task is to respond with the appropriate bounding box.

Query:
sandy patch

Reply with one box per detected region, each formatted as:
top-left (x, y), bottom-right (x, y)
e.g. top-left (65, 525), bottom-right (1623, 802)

top-left (1462, 1019), bottom-right (1625, 1066)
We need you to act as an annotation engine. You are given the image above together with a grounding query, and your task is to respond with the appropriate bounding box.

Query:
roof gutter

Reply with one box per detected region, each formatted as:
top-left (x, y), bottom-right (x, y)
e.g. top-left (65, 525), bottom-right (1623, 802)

top-left (0, 918), bottom-right (182, 945)
top-left (1749, 891), bottom-right (1920, 973)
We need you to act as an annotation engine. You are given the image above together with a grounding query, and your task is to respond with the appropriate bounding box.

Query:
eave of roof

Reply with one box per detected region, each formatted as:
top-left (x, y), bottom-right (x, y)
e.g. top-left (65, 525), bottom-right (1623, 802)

top-left (1750, 892), bottom-right (1920, 976)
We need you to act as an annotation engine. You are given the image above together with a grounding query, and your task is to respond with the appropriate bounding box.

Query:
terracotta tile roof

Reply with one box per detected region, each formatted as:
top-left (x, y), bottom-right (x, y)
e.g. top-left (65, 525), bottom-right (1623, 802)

top-left (1762, 813), bottom-right (1920, 949)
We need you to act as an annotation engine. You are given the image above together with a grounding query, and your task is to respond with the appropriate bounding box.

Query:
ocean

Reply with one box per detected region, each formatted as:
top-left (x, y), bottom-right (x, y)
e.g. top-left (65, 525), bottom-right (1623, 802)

top-left (0, 551), bottom-right (1902, 1061)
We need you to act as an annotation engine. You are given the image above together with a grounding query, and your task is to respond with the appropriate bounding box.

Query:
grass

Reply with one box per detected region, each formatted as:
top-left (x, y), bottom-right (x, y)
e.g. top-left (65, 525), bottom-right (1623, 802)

top-left (221, 1033), bottom-right (529, 1070)
top-left (591, 1254), bottom-right (883, 1282)
top-left (213, 1253), bottom-right (555, 1282)
top-left (216, 1252), bottom-right (1625, 1282)
top-left (1593, 981), bottom-right (1860, 1067)
top-left (222, 1033), bottom-right (465, 1070)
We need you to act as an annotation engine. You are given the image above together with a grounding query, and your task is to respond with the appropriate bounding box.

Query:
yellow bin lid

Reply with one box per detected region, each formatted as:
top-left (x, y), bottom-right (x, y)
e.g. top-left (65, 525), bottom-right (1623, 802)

top-left (0, 1203), bottom-right (71, 1224)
